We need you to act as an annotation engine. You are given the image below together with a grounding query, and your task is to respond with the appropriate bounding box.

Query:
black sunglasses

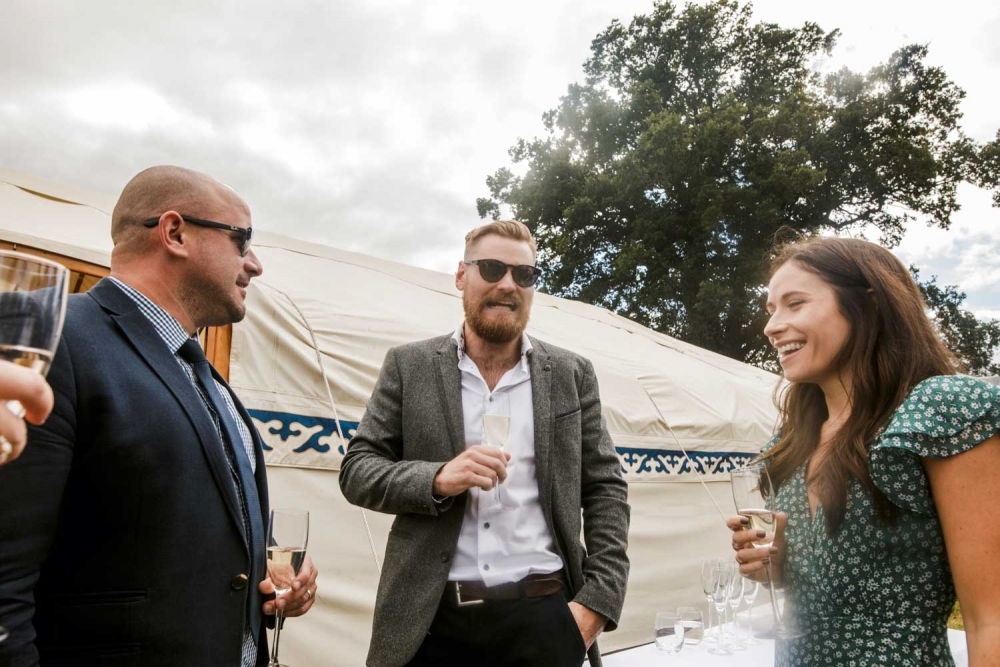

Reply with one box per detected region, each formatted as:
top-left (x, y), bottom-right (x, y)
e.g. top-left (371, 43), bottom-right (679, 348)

top-left (464, 259), bottom-right (542, 288)
top-left (142, 215), bottom-right (253, 257)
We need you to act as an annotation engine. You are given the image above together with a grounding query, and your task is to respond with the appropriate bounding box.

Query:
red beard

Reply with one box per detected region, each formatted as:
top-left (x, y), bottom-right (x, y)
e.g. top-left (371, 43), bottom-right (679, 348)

top-left (463, 290), bottom-right (530, 344)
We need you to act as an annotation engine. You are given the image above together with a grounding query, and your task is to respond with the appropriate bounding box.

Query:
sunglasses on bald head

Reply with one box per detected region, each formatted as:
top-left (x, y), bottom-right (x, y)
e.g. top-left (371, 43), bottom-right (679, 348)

top-left (464, 259), bottom-right (542, 288)
top-left (142, 215), bottom-right (253, 257)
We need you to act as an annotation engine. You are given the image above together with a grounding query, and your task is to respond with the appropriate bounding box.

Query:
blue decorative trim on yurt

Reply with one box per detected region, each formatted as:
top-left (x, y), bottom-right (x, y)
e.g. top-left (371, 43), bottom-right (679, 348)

top-left (618, 447), bottom-right (756, 475)
top-left (250, 409), bottom-right (358, 456)
top-left (249, 409), bottom-right (757, 472)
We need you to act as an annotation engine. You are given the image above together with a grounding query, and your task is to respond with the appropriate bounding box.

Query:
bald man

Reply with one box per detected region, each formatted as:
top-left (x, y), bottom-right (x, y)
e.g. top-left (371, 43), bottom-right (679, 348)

top-left (0, 167), bottom-right (318, 667)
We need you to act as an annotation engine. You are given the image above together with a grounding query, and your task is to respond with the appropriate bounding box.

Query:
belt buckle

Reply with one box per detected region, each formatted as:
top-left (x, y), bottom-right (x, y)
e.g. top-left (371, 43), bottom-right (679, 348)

top-left (454, 582), bottom-right (484, 607)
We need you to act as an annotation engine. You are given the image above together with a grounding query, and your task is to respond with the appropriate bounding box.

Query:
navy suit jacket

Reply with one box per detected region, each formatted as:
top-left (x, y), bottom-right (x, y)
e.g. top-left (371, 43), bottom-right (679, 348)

top-left (0, 279), bottom-right (270, 667)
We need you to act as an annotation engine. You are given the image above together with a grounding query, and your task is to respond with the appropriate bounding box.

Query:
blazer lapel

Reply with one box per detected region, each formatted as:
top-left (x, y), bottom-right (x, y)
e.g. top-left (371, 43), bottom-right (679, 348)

top-left (90, 280), bottom-right (250, 549)
top-left (529, 337), bottom-right (554, 522)
top-left (435, 337), bottom-right (466, 459)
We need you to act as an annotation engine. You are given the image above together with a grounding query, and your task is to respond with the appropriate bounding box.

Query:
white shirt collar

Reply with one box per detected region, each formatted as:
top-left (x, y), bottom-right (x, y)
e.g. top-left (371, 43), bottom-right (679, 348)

top-left (452, 321), bottom-right (532, 373)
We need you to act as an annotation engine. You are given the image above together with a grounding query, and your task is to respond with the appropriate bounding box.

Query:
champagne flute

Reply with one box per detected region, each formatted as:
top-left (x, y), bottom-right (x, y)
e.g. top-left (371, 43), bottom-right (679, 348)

top-left (482, 392), bottom-right (510, 510)
top-left (0, 251), bottom-right (68, 643)
top-left (0, 251), bottom-right (69, 417)
top-left (707, 561), bottom-right (734, 655)
top-left (726, 573), bottom-right (747, 650)
top-left (266, 508), bottom-right (309, 667)
top-left (742, 580), bottom-right (761, 645)
top-left (731, 463), bottom-right (794, 639)
top-left (700, 558), bottom-right (722, 643)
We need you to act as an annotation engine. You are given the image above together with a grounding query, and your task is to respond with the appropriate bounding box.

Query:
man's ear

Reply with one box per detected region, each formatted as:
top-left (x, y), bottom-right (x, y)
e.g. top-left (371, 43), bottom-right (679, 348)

top-left (455, 261), bottom-right (467, 291)
top-left (156, 211), bottom-right (190, 259)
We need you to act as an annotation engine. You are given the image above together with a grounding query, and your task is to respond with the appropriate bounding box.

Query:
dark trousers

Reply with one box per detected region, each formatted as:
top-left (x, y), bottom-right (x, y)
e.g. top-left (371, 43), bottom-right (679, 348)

top-left (406, 588), bottom-right (587, 667)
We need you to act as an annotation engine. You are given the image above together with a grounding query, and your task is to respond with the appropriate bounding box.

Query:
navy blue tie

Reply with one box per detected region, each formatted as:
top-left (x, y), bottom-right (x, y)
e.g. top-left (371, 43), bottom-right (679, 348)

top-left (179, 338), bottom-right (264, 640)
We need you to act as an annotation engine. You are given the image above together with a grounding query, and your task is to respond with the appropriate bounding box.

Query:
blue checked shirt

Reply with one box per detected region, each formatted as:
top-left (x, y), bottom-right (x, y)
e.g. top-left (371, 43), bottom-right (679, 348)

top-left (110, 278), bottom-right (260, 667)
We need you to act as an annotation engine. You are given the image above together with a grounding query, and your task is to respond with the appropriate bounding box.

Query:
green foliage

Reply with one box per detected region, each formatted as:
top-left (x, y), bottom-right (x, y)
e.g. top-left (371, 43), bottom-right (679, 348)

top-left (912, 268), bottom-right (1000, 376)
top-left (479, 0), bottom-right (999, 365)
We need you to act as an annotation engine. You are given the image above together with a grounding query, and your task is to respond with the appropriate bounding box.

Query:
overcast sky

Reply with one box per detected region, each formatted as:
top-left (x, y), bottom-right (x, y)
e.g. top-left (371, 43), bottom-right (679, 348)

top-left (3, 0), bottom-right (998, 319)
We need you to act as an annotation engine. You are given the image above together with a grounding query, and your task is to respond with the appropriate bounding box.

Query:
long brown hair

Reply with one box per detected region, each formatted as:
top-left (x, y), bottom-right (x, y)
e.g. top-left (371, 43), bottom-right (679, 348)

top-left (761, 236), bottom-right (960, 533)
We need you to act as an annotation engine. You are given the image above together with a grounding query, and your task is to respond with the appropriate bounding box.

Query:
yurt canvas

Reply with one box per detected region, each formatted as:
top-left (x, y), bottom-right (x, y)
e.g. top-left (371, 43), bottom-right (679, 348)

top-left (1, 167), bottom-right (780, 664)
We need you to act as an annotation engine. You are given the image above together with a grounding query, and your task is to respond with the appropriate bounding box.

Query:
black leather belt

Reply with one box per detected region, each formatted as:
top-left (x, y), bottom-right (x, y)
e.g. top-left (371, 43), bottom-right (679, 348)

top-left (447, 571), bottom-right (566, 607)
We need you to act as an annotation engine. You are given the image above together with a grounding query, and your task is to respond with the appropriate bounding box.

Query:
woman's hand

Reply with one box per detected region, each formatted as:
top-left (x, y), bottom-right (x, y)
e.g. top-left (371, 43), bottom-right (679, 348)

top-left (726, 512), bottom-right (787, 586)
top-left (0, 360), bottom-right (55, 465)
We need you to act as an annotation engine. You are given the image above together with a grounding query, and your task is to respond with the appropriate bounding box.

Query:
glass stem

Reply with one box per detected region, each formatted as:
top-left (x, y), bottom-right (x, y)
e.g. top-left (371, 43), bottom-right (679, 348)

top-left (763, 562), bottom-right (783, 629)
top-left (269, 607), bottom-right (284, 666)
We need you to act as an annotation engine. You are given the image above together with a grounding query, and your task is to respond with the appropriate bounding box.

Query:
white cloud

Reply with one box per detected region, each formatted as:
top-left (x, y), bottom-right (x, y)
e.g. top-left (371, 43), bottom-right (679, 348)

top-left (0, 0), bottom-right (997, 309)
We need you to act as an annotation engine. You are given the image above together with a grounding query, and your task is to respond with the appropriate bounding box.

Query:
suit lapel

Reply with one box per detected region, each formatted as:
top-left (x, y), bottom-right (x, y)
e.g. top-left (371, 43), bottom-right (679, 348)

top-left (529, 337), bottom-right (554, 522)
top-left (90, 280), bottom-right (251, 549)
top-left (435, 337), bottom-right (466, 459)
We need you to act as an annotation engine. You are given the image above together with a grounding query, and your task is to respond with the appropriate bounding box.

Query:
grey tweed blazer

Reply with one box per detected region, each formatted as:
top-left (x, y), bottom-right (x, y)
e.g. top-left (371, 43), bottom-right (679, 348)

top-left (340, 334), bottom-right (630, 667)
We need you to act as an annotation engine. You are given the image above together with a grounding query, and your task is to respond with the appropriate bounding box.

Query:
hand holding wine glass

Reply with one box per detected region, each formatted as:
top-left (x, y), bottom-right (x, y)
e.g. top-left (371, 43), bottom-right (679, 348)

top-left (0, 360), bottom-right (54, 465)
top-left (482, 392), bottom-right (511, 509)
top-left (265, 509), bottom-right (309, 667)
top-left (0, 250), bottom-right (67, 467)
top-left (730, 462), bottom-right (796, 639)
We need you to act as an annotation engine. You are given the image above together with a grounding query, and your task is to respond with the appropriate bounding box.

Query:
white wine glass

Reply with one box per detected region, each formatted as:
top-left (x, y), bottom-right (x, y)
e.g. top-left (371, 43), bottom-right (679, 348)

top-left (482, 392), bottom-right (510, 510)
top-left (700, 558), bottom-right (722, 643)
top-left (0, 251), bottom-right (68, 642)
top-left (0, 250), bottom-right (69, 435)
top-left (266, 508), bottom-right (309, 667)
top-left (707, 561), bottom-right (734, 655)
top-left (731, 462), bottom-right (796, 640)
top-left (742, 580), bottom-right (761, 645)
top-left (726, 573), bottom-right (747, 650)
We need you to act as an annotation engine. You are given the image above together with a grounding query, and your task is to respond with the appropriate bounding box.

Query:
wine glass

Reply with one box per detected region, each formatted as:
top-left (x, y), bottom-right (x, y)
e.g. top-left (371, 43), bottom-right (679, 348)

top-left (266, 508), bottom-right (309, 667)
top-left (730, 462), bottom-right (795, 639)
top-left (726, 573), bottom-right (747, 650)
top-left (707, 561), bottom-right (735, 655)
top-left (0, 251), bottom-right (68, 643)
top-left (742, 580), bottom-right (761, 645)
top-left (700, 558), bottom-right (722, 643)
top-left (0, 251), bottom-right (69, 438)
top-left (653, 611), bottom-right (684, 653)
top-left (482, 392), bottom-right (510, 510)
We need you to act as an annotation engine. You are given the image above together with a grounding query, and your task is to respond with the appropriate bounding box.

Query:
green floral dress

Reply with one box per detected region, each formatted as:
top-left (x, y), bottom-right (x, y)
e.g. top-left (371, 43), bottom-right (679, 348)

top-left (772, 375), bottom-right (1000, 666)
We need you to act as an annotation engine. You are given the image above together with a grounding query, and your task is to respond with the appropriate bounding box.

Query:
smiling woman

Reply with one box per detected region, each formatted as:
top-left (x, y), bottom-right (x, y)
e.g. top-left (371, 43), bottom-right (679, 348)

top-left (728, 235), bottom-right (1000, 667)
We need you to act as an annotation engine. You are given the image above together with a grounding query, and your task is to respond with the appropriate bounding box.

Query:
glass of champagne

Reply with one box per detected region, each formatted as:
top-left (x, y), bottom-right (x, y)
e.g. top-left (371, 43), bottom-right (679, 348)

top-left (730, 462), bottom-right (794, 640)
top-left (482, 392), bottom-right (510, 510)
top-left (0, 251), bottom-right (68, 642)
top-left (0, 250), bottom-right (69, 414)
top-left (266, 508), bottom-right (309, 667)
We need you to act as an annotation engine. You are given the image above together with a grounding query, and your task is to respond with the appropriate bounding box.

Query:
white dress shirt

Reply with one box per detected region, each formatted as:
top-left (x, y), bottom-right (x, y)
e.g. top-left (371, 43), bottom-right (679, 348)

top-left (447, 324), bottom-right (564, 587)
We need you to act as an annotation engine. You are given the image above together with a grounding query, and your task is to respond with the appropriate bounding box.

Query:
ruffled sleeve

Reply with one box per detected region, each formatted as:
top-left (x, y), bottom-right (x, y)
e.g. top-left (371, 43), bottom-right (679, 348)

top-left (869, 375), bottom-right (1000, 514)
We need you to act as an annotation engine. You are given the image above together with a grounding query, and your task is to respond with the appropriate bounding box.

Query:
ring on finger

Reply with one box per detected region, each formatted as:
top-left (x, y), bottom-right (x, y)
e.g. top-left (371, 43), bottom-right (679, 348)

top-left (305, 589), bottom-right (313, 600)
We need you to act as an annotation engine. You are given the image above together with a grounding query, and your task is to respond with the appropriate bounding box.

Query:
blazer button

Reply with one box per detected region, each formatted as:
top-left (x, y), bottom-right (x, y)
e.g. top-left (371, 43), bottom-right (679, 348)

top-left (440, 552), bottom-right (451, 564)
top-left (231, 574), bottom-right (249, 590)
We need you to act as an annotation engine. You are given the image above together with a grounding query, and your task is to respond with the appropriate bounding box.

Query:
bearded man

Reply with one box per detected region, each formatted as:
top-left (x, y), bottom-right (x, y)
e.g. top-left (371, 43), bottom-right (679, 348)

top-left (340, 220), bottom-right (630, 667)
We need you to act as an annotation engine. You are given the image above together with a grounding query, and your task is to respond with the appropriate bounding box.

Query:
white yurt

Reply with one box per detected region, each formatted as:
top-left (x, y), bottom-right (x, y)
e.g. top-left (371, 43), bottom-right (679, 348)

top-left (0, 167), bottom-right (780, 664)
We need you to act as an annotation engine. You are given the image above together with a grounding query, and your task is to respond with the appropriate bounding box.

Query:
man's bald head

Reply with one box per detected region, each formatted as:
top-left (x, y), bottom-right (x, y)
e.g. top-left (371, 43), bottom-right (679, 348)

top-left (111, 166), bottom-right (245, 251)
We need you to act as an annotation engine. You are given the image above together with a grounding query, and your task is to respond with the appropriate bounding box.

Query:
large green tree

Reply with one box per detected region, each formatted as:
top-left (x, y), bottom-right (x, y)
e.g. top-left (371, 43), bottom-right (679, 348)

top-left (478, 0), bottom-right (999, 367)
top-left (912, 269), bottom-right (1000, 376)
